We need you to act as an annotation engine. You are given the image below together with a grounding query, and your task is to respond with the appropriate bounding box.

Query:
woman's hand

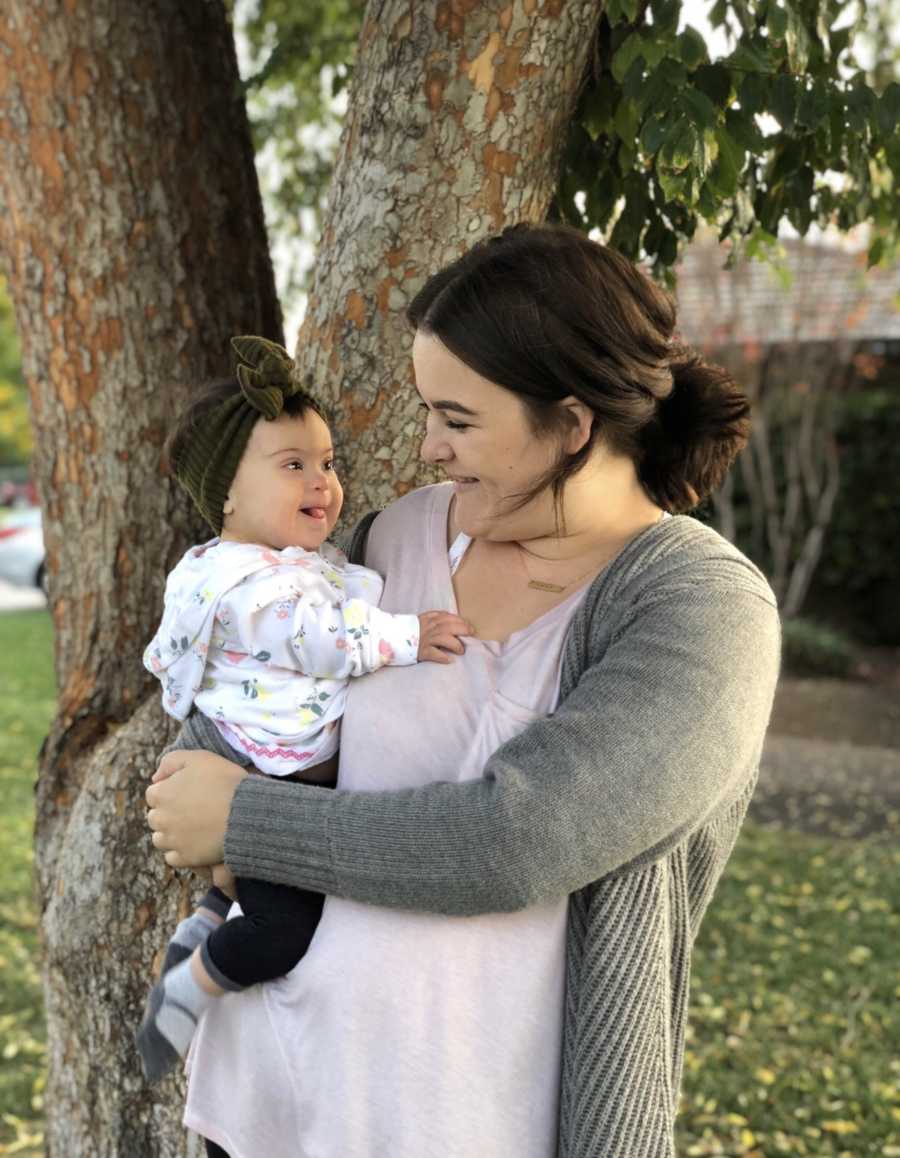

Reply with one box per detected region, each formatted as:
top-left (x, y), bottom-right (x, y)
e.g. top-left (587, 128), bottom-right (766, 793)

top-left (145, 750), bottom-right (248, 868)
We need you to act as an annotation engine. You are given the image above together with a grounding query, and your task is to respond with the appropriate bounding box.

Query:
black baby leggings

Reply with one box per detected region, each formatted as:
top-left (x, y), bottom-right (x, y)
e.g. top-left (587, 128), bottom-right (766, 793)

top-left (200, 876), bottom-right (325, 990)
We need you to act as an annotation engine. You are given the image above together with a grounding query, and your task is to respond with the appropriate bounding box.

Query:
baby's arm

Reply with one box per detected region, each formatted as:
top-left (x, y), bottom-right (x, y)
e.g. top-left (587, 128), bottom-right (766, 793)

top-left (288, 598), bottom-right (470, 677)
top-left (231, 573), bottom-right (469, 680)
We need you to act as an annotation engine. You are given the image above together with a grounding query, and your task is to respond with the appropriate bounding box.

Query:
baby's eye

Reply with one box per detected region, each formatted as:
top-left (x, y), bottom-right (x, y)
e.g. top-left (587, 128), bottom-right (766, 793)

top-left (323, 459), bottom-right (335, 472)
top-left (286, 460), bottom-right (304, 471)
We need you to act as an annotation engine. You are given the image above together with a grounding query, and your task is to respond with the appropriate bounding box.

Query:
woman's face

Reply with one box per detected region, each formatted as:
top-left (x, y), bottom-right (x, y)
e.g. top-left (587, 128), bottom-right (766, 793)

top-left (413, 332), bottom-right (562, 540)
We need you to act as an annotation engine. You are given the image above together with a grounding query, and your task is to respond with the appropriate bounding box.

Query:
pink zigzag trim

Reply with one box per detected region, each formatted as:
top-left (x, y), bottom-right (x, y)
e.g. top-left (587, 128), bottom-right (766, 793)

top-left (218, 721), bottom-right (316, 763)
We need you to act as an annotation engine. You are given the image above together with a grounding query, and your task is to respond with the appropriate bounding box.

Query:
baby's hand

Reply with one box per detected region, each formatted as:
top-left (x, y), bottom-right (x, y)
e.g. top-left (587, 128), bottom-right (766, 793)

top-left (417, 611), bottom-right (472, 664)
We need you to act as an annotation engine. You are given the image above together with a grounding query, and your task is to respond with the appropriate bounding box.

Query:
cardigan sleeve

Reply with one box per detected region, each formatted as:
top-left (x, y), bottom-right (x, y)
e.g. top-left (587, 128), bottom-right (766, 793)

top-left (224, 562), bottom-right (780, 916)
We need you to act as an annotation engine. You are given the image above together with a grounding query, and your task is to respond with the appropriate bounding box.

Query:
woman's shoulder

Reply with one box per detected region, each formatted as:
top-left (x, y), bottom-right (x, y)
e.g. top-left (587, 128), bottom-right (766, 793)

top-left (606, 514), bottom-right (777, 608)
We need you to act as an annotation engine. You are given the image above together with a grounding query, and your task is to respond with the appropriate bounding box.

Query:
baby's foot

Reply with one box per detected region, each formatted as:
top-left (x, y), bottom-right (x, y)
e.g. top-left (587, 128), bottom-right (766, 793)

top-left (136, 954), bottom-right (217, 1083)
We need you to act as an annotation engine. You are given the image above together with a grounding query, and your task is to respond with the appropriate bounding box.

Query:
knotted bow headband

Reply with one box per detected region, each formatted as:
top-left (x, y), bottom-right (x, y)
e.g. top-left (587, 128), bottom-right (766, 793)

top-left (172, 336), bottom-right (322, 534)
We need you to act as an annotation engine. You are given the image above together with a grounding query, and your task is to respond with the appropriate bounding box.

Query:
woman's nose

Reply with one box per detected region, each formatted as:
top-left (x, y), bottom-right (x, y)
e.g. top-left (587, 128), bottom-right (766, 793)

top-left (420, 428), bottom-right (451, 464)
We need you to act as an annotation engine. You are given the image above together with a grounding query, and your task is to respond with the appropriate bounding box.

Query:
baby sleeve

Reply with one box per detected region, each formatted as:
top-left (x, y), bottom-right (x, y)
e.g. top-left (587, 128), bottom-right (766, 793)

top-left (226, 564), bottom-right (420, 680)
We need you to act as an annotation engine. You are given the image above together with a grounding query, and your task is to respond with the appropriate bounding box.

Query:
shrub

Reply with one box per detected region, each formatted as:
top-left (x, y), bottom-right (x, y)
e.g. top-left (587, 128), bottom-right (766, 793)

top-left (781, 617), bottom-right (859, 678)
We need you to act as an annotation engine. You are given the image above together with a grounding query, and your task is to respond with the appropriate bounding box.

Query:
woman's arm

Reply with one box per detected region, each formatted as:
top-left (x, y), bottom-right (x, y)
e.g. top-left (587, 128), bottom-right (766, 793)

top-left (218, 571), bottom-right (779, 913)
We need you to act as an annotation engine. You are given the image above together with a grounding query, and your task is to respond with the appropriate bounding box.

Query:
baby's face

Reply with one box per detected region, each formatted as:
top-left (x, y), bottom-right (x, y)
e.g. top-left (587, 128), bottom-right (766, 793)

top-left (221, 410), bottom-right (343, 551)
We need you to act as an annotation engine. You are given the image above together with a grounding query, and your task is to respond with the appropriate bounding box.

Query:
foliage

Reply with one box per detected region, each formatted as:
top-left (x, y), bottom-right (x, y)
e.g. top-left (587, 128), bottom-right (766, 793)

top-left (232, 0), bottom-right (364, 301)
top-left (557, 0), bottom-right (900, 277)
top-left (0, 611), bottom-right (54, 1157)
top-left (815, 385), bottom-right (900, 642)
top-left (0, 278), bottom-right (30, 467)
top-left (235, 0), bottom-right (899, 292)
top-left (781, 617), bottom-right (859, 677)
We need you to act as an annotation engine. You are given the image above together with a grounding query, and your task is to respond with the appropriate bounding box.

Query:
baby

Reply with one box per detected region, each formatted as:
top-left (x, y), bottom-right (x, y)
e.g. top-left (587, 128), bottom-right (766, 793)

top-left (137, 336), bottom-right (469, 1082)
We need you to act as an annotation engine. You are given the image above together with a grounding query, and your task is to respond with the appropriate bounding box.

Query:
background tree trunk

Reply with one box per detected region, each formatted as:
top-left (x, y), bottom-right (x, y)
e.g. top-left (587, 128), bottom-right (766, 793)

top-left (298, 0), bottom-right (602, 513)
top-left (0, 2), bottom-right (280, 1153)
top-left (0, 0), bottom-right (601, 1152)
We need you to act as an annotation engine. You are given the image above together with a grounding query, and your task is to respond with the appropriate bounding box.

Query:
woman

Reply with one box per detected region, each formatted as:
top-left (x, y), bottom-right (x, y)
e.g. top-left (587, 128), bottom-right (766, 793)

top-left (147, 224), bottom-right (780, 1158)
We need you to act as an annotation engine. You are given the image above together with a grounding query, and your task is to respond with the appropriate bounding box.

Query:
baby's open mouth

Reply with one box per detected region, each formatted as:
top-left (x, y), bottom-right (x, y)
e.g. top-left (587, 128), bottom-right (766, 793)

top-left (301, 507), bottom-right (326, 520)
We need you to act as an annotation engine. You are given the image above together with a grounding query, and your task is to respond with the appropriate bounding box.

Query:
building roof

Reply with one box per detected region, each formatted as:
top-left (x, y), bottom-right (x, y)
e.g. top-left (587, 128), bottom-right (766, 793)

top-left (674, 236), bottom-right (900, 348)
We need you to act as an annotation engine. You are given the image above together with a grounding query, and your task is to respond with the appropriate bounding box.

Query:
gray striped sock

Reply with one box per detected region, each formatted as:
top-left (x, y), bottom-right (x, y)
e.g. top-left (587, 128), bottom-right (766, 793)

top-left (136, 956), bottom-right (216, 1083)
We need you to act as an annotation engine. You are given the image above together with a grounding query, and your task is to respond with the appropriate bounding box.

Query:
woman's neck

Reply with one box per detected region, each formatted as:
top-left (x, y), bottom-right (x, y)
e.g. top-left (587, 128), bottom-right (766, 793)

top-left (516, 459), bottom-right (663, 564)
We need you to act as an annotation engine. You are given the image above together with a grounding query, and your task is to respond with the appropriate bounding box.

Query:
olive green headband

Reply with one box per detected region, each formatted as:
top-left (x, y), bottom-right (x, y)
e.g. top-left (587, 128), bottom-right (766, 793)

top-left (173, 335), bottom-right (315, 535)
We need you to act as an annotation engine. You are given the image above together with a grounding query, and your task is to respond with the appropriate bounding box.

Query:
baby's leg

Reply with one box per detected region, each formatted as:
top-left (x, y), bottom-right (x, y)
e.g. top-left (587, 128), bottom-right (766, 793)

top-left (201, 878), bottom-right (325, 988)
top-left (136, 880), bottom-right (324, 1082)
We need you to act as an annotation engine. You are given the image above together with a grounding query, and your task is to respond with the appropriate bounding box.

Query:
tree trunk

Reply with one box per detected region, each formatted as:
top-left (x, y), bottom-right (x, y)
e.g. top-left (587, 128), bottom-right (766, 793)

top-left (0, 0), bottom-right (601, 1152)
top-left (298, 0), bottom-right (602, 515)
top-left (0, 3), bottom-right (280, 1153)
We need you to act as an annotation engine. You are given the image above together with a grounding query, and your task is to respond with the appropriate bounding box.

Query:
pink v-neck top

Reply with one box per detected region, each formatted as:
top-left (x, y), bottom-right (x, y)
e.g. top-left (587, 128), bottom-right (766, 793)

top-left (184, 483), bottom-right (592, 1158)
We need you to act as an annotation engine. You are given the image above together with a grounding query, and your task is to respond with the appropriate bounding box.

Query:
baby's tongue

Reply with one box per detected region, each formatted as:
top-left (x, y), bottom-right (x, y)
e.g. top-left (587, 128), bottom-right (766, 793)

top-left (303, 506), bottom-right (326, 519)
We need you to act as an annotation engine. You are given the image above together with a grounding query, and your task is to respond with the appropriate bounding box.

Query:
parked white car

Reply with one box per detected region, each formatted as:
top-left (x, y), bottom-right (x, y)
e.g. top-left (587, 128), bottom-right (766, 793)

top-left (0, 506), bottom-right (46, 591)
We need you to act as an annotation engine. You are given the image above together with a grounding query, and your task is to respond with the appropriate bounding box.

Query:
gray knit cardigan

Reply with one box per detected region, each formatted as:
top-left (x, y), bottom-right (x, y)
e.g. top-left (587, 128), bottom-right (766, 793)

top-left (202, 512), bottom-right (779, 1157)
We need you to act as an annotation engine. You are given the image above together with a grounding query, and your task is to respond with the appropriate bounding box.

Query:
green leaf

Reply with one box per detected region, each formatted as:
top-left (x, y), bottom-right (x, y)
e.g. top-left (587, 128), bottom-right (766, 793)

top-left (828, 25), bottom-right (853, 63)
top-left (728, 40), bottom-right (774, 75)
top-left (739, 72), bottom-right (768, 116)
top-left (643, 213), bottom-right (666, 256)
top-left (622, 58), bottom-right (646, 106)
top-left (767, 3), bottom-right (788, 41)
top-left (680, 86), bottom-right (717, 130)
top-left (708, 125), bottom-right (743, 197)
top-left (657, 56), bottom-right (688, 91)
top-left (867, 236), bottom-right (886, 268)
top-left (726, 107), bottom-right (764, 153)
top-left (637, 28), bottom-right (672, 70)
top-left (640, 115), bottom-right (671, 155)
top-left (650, 0), bottom-right (681, 35)
top-left (694, 63), bottom-right (733, 109)
top-left (771, 74), bottom-right (797, 131)
top-left (586, 174), bottom-right (621, 229)
top-left (708, 0), bottom-right (728, 27)
top-left (611, 33), bottom-right (645, 84)
top-left (582, 82), bottom-right (614, 141)
top-left (659, 228), bottom-right (679, 265)
top-left (660, 120), bottom-right (697, 172)
top-left (614, 97), bottom-right (640, 144)
top-left (677, 26), bottom-right (708, 70)
top-left (877, 84), bottom-right (900, 140)
top-left (784, 3), bottom-right (810, 72)
top-left (796, 80), bottom-right (829, 131)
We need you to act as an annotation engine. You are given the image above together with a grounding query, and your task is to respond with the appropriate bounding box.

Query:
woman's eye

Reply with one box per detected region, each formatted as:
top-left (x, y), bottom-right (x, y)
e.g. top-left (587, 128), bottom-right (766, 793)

top-left (445, 421), bottom-right (470, 431)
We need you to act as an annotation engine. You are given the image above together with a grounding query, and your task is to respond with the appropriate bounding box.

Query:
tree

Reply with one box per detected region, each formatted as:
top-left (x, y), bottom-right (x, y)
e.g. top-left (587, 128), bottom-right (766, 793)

top-left (0, 0), bottom-right (598, 1152)
top-left (0, 3), bottom-right (280, 1153)
top-left (242, 0), bottom-right (899, 292)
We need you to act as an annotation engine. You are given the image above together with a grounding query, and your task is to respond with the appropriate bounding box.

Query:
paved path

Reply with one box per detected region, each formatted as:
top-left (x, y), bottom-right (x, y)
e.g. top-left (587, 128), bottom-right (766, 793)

top-left (753, 733), bottom-right (900, 841)
top-left (0, 579), bottom-right (46, 612)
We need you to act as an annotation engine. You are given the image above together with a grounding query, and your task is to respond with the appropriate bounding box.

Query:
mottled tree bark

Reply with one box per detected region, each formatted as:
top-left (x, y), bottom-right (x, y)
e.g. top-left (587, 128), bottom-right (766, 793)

top-left (298, 0), bottom-right (602, 516)
top-left (0, 2), bottom-right (280, 1154)
top-left (0, 0), bottom-right (602, 1153)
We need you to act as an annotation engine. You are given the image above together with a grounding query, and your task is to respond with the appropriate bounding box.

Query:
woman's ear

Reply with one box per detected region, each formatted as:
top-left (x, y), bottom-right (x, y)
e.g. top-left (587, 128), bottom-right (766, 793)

top-left (223, 497), bottom-right (235, 517)
top-left (559, 396), bottom-right (594, 455)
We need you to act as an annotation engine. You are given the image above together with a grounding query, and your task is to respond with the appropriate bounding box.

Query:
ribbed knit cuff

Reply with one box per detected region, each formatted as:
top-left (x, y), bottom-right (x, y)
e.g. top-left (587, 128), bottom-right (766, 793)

top-left (225, 776), bottom-right (339, 895)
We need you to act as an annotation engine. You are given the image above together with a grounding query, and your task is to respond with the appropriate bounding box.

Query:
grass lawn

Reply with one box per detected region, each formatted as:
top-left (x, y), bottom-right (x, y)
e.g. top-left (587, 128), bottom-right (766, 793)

top-left (0, 609), bottom-right (897, 1155)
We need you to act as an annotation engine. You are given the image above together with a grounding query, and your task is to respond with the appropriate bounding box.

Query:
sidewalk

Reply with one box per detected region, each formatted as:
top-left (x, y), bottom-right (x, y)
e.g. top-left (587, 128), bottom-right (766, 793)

top-left (0, 579), bottom-right (46, 612)
top-left (753, 733), bottom-right (900, 841)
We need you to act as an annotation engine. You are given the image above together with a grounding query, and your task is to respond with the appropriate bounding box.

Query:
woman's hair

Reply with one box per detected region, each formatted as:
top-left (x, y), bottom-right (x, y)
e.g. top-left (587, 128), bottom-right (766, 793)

top-left (407, 223), bottom-right (750, 514)
top-left (163, 376), bottom-right (329, 478)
